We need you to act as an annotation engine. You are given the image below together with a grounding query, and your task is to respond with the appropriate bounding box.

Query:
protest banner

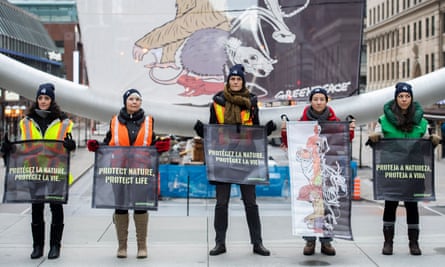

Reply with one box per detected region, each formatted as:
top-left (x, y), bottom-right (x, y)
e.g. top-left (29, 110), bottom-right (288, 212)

top-left (92, 146), bottom-right (159, 210)
top-left (3, 140), bottom-right (70, 204)
top-left (373, 139), bottom-right (435, 201)
top-left (204, 124), bottom-right (269, 185)
top-left (287, 121), bottom-right (352, 240)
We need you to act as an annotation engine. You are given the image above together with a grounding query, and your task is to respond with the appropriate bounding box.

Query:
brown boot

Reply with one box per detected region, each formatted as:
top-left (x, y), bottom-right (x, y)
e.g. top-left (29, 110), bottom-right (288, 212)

top-left (134, 213), bottom-right (148, 258)
top-left (382, 225), bottom-right (394, 255)
top-left (113, 213), bottom-right (129, 258)
top-left (303, 240), bottom-right (316, 255)
top-left (320, 241), bottom-right (336, 256)
top-left (408, 229), bottom-right (421, 256)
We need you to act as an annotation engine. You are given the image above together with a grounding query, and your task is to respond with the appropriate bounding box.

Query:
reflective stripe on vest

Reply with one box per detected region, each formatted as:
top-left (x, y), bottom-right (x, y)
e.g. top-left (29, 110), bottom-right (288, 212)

top-left (110, 115), bottom-right (153, 146)
top-left (20, 118), bottom-right (72, 140)
top-left (213, 102), bottom-right (252, 125)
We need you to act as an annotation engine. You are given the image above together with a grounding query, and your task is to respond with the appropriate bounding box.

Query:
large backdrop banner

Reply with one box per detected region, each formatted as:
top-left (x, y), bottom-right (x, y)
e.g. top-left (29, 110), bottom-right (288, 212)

top-left (287, 121), bottom-right (352, 240)
top-left (373, 139), bottom-right (435, 201)
top-left (3, 140), bottom-right (70, 204)
top-left (204, 124), bottom-right (269, 185)
top-left (92, 146), bottom-right (159, 210)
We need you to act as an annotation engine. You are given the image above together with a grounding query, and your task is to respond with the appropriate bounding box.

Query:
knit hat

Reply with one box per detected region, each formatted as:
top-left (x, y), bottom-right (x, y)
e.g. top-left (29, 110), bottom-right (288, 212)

top-left (227, 64), bottom-right (246, 85)
top-left (123, 88), bottom-right (142, 105)
top-left (394, 82), bottom-right (413, 99)
top-left (36, 83), bottom-right (55, 101)
top-left (309, 87), bottom-right (328, 101)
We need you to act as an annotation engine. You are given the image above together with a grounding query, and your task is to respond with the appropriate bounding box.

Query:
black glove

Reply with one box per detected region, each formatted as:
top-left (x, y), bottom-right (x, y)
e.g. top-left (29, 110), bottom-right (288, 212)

top-left (63, 133), bottom-right (76, 152)
top-left (265, 120), bottom-right (277, 136)
top-left (0, 134), bottom-right (13, 155)
top-left (194, 120), bottom-right (204, 138)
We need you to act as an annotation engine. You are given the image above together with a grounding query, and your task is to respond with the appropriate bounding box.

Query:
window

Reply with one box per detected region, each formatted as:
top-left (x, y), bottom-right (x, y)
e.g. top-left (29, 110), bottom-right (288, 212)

top-left (407, 25), bottom-right (410, 42)
top-left (426, 17), bottom-right (429, 37)
top-left (418, 21), bottom-right (421, 40)
top-left (391, 62), bottom-right (395, 80)
top-left (413, 22), bottom-right (417, 41)
top-left (407, 58), bottom-right (410, 77)
top-left (432, 16), bottom-right (435, 36)
top-left (425, 54), bottom-right (429, 73)
top-left (431, 53), bottom-right (435, 71)
top-left (402, 27), bottom-right (406, 43)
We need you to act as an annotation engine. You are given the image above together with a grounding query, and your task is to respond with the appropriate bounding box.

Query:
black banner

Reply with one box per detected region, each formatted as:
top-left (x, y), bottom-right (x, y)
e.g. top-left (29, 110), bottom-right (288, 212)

top-left (373, 139), bottom-right (435, 201)
top-left (3, 140), bottom-right (70, 204)
top-left (92, 146), bottom-right (159, 210)
top-left (204, 124), bottom-right (269, 185)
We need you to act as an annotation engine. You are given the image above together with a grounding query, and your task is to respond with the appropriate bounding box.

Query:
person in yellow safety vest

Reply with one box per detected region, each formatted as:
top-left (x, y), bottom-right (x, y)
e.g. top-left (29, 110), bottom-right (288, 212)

top-left (195, 64), bottom-right (276, 257)
top-left (16, 83), bottom-right (75, 260)
top-left (87, 88), bottom-right (170, 259)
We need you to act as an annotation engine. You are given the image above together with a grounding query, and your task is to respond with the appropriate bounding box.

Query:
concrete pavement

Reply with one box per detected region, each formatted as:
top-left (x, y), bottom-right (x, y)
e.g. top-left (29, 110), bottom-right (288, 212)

top-left (1, 138), bottom-right (445, 266)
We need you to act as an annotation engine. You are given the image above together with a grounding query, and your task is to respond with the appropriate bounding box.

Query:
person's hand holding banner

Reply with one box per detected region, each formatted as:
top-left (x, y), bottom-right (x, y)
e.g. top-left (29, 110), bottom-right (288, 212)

top-left (0, 134), bottom-right (13, 155)
top-left (155, 137), bottom-right (171, 153)
top-left (87, 139), bottom-right (100, 152)
top-left (265, 120), bottom-right (277, 136)
top-left (430, 134), bottom-right (442, 148)
top-left (63, 133), bottom-right (76, 151)
top-left (194, 120), bottom-right (204, 138)
top-left (366, 132), bottom-right (381, 147)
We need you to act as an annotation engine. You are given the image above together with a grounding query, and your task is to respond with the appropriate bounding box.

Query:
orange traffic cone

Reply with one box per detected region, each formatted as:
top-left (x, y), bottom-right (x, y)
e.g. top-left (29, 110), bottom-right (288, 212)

top-left (352, 177), bottom-right (361, 200)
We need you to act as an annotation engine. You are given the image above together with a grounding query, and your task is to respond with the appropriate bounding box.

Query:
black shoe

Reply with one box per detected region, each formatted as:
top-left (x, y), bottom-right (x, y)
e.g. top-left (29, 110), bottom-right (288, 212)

top-left (209, 244), bottom-right (226, 256)
top-left (30, 245), bottom-right (44, 259)
top-left (253, 243), bottom-right (270, 256)
top-left (48, 245), bottom-right (60, 259)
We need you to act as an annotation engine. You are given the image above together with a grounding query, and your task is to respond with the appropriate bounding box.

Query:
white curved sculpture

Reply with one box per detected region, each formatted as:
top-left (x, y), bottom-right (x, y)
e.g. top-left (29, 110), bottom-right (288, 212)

top-left (1, 53), bottom-right (445, 137)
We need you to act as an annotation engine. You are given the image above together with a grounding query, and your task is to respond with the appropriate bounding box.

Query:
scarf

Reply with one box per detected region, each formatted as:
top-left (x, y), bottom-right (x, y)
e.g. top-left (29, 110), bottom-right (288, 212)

top-left (223, 85), bottom-right (251, 124)
top-left (306, 106), bottom-right (330, 121)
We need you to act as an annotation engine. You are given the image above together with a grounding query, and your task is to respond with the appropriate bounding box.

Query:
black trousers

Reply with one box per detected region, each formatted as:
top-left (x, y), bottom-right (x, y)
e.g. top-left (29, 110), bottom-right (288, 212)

top-left (214, 183), bottom-right (262, 245)
top-left (383, 200), bottom-right (419, 225)
top-left (32, 203), bottom-right (63, 225)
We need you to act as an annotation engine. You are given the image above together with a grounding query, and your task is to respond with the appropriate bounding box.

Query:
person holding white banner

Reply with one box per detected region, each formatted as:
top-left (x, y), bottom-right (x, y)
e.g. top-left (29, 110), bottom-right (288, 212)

top-left (282, 87), bottom-right (355, 256)
top-left (197, 64), bottom-right (275, 257)
top-left (367, 82), bottom-right (441, 256)
top-left (87, 88), bottom-right (170, 259)
top-left (0, 83), bottom-right (76, 260)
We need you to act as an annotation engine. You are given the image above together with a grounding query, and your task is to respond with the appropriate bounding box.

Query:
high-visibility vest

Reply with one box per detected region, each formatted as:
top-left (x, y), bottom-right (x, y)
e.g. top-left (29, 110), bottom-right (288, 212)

top-left (213, 102), bottom-right (253, 125)
top-left (20, 117), bottom-right (73, 140)
top-left (20, 117), bottom-right (74, 185)
top-left (109, 115), bottom-right (153, 146)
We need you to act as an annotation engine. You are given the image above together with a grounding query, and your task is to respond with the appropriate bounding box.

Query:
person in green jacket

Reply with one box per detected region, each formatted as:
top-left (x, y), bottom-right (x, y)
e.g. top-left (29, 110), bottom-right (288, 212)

top-left (367, 82), bottom-right (441, 256)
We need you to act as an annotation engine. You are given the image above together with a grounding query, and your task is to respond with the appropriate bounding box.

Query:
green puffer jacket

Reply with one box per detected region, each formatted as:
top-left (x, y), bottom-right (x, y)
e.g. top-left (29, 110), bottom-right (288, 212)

top-left (378, 100), bottom-right (428, 138)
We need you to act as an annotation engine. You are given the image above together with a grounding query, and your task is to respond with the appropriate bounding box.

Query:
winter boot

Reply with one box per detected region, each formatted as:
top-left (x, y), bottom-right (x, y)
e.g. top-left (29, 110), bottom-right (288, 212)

top-left (303, 240), bottom-right (316, 255)
top-left (320, 241), bottom-right (336, 256)
top-left (134, 213), bottom-right (148, 258)
top-left (382, 225), bottom-right (394, 255)
top-left (30, 223), bottom-right (45, 259)
top-left (113, 213), bottom-right (129, 258)
top-left (48, 224), bottom-right (64, 259)
top-left (408, 229), bottom-right (421, 255)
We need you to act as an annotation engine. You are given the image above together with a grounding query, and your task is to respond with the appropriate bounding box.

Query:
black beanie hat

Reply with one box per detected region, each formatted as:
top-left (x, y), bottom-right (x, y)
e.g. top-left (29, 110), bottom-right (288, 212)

top-left (123, 88), bottom-right (142, 105)
top-left (309, 87), bottom-right (328, 101)
top-left (36, 83), bottom-right (55, 101)
top-left (394, 82), bottom-right (413, 99)
top-left (227, 64), bottom-right (246, 85)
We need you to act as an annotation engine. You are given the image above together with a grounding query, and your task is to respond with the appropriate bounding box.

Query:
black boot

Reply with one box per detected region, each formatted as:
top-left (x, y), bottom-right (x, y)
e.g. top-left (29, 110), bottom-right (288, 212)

top-left (382, 225), bottom-right (394, 255)
top-left (209, 244), bottom-right (226, 256)
top-left (253, 243), bottom-right (270, 256)
top-left (48, 224), bottom-right (64, 259)
top-left (408, 229), bottom-right (421, 256)
top-left (30, 223), bottom-right (45, 259)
